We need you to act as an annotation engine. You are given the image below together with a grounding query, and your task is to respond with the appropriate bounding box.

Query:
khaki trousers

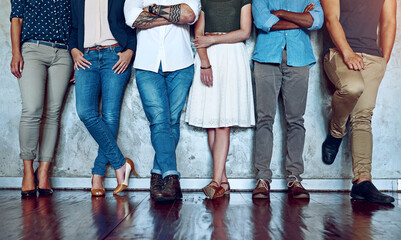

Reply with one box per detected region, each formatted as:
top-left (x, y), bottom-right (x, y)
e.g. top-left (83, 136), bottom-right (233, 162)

top-left (18, 42), bottom-right (73, 162)
top-left (323, 48), bottom-right (387, 182)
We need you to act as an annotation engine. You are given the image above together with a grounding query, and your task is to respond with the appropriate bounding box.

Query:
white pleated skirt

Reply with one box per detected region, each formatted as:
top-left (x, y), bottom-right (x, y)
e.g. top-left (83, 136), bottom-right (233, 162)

top-left (185, 42), bottom-right (255, 128)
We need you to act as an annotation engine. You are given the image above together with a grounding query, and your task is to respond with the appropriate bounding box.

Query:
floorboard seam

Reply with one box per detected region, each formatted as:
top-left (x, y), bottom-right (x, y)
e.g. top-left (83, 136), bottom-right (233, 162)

top-left (101, 194), bottom-right (150, 240)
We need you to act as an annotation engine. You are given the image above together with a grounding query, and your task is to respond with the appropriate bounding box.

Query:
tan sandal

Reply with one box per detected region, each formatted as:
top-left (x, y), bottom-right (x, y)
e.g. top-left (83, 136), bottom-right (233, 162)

top-left (221, 182), bottom-right (230, 195)
top-left (202, 181), bottom-right (225, 199)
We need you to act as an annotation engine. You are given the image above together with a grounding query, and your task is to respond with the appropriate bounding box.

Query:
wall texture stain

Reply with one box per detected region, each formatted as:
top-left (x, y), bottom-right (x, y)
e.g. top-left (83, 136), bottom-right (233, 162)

top-left (1, 1), bottom-right (400, 181)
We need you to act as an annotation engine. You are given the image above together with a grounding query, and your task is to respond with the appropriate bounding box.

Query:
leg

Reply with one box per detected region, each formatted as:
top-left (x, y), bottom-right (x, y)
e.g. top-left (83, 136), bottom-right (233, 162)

top-left (211, 127), bottom-right (230, 185)
top-left (99, 47), bottom-right (132, 185)
top-left (164, 65), bottom-right (194, 177)
top-left (253, 61), bottom-right (282, 183)
top-left (322, 49), bottom-right (365, 164)
top-left (324, 49), bottom-right (365, 138)
top-left (351, 54), bottom-right (386, 183)
top-left (135, 68), bottom-right (176, 178)
top-left (280, 57), bottom-right (309, 183)
top-left (18, 44), bottom-right (48, 192)
top-left (38, 47), bottom-right (72, 189)
top-left (75, 50), bottom-right (125, 179)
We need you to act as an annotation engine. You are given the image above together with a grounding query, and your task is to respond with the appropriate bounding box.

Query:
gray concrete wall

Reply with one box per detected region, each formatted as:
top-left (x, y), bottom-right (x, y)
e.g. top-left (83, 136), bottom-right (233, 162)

top-left (1, 0), bottom-right (400, 182)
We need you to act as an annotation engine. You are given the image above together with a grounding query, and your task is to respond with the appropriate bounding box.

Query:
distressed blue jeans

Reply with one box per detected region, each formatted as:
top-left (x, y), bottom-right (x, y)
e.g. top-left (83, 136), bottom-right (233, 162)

top-left (75, 45), bottom-right (132, 176)
top-left (135, 65), bottom-right (194, 179)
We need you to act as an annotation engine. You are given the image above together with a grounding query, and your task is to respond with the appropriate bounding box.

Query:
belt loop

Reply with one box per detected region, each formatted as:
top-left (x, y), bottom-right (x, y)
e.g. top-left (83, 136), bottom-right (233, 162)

top-left (36, 40), bottom-right (39, 47)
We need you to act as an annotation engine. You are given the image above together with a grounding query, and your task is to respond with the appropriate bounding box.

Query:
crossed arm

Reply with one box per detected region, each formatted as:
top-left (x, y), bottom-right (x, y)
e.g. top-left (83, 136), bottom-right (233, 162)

top-left (270, 4), bottom-right (315, 30)
top-left (133, 3), bottom-right (196, 29)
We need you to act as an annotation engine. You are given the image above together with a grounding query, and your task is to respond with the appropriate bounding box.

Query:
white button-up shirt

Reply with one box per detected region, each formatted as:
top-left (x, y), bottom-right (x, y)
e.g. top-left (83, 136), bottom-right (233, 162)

top-left (124, 0), bottom-right (201, 73)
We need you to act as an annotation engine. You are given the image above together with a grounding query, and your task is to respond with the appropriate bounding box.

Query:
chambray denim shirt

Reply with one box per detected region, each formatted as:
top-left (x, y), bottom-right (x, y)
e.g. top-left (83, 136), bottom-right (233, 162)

top-left (252, 0), bottom-right (323, 67)
top-left (10, 0), bottom-right (71, 44)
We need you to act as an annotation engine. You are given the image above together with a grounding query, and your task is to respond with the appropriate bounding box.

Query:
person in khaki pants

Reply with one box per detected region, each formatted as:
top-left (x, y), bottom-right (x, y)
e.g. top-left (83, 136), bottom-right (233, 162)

top-left (10, 0), bottom-right (73, 197)
top-left (321, 0), bottom-right (396, 203)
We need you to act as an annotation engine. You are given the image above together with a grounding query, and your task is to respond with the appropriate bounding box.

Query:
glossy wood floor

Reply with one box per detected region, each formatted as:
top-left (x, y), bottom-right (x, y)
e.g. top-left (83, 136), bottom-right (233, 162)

top-left (0, 190), bottom-right (400, 240)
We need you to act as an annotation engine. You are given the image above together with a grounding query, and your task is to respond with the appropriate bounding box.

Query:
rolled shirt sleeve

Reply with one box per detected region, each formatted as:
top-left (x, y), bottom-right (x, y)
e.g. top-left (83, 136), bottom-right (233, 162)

top-left (185, 0), bottom-right (201, 25)
top-left (10, 0), bottom-right (24, 20)
top-left (252, 0), bottom-right (280, 32)
top-left (124, 0), bottom-right (144, 29)
top-left (307, 0), bottom-right (324, 31)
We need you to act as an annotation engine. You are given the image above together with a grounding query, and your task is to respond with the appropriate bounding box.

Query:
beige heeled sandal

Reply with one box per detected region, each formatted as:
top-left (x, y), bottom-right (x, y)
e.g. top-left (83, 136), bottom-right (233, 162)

top-left (113, 158), bottom-right (139, 195)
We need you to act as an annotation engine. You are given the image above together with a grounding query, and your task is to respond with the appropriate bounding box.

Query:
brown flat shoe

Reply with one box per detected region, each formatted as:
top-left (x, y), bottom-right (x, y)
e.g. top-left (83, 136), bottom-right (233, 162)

top-left (252, 179), bottom-right (270, 199)
top-left (202, 181), bottom-right (225, 199)
top-left (221, 182), bottom-right (230, 195)
top-left (287, 180), bottom-right (310, 199)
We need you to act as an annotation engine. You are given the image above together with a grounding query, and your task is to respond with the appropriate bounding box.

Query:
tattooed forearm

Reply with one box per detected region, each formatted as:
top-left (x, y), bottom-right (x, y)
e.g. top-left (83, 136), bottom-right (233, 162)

top-left (133, 12), bottom-right (170, 29)
top-left (168, 5), bottom-right (181, 23)
top-left (149, 4), bottom-right (182, 24)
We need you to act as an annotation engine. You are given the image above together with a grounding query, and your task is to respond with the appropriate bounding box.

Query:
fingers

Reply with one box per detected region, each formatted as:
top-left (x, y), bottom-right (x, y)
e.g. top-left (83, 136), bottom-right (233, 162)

top-left (304, 3), bottom-right (315, 12)
top-left (200, 70), bottom-right (213, 87)
top-left (75, 57), bottom-right (91, 70)
top-left (10, 61), bottom-right (22, 78)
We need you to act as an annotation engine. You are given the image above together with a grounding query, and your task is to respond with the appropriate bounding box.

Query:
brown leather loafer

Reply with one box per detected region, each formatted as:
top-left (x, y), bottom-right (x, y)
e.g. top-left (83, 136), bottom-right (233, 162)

top-left (287, 180), bottom-right (310, 199)
top-left (252, 179), bottom-right (270, 199)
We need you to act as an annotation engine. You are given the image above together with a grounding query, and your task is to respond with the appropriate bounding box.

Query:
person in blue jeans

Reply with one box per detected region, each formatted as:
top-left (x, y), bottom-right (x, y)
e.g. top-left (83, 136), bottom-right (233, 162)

top-left (70, 0), bottom-right (137, 196)
top-left (124, 0), bottom-right (201, 202)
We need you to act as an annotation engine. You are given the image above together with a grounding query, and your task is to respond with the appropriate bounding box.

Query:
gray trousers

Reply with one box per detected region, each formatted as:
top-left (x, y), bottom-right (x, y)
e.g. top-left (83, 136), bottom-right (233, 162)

top-left (18, 42), bottom-right (73, 162)
top-left (253, 50), bottom-right (309, 183)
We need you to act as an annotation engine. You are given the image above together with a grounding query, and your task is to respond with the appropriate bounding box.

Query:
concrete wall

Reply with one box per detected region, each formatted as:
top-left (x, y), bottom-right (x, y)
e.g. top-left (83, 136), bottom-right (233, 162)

top-left (1, 1), bottom-right (400, 185)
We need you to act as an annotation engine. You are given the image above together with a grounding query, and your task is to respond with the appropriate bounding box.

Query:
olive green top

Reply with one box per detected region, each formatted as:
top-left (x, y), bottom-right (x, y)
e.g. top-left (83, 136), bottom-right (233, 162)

top-left (202, 0), bottom-right (252, 33)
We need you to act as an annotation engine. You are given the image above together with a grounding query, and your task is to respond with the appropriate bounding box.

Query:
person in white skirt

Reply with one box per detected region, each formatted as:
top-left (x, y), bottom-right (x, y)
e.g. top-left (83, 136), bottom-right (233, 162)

top-left (185, 0), bottom-right (255, 199)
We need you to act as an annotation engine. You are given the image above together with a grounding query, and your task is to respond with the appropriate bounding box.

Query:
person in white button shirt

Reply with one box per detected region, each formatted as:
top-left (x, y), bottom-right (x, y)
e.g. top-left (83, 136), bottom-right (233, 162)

top-left (124, 0), bottom-right (201, 202)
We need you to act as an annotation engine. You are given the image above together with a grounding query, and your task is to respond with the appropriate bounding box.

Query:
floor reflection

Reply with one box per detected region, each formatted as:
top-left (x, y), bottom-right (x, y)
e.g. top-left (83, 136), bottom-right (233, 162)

top-left (281, 197), bottom-right (310, 240)
top-left (204, 195), bottom-right (230, 240)
top-left (21, 195), bottom-right (61, 240)
top-left (350, 200), bottom-right (395, 240)
top-left (0, 191), bottom-right (400, 239)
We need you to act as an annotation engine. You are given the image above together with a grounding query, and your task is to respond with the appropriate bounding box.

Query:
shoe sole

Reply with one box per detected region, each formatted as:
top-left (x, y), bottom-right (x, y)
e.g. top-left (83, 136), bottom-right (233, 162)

top-left (252, 193), bottom-right (269, 199)
top-left (202, 186), bottom-right (216, 199)
top-left (350, 193), bottom-right (394, 203)
top-left (291, 193), bottom-right (310, 199)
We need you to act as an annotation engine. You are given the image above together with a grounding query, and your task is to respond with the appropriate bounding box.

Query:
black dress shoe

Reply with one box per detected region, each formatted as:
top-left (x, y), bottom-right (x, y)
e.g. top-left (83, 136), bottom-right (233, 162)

top-left (154, 175), bottom-right (182, 202)
top-left (34, 170), bottom-right (53, 196)
top-left (21, 189), bottom-right (37, 198)
top-left (322, 134), bottom-right (342, 164)
top-left (38, 188), bottom-right (53, 196)
top-left (150, 173), bottom-right (163, 199)
top-left (351, 181), bottom-right (395, 204)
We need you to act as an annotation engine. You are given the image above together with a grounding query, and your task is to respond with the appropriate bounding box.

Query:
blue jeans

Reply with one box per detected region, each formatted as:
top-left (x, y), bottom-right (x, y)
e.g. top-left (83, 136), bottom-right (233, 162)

top-left (75, 45), bottom-right (132, 176)
top-left (135, 65), bottom-right (194, 179)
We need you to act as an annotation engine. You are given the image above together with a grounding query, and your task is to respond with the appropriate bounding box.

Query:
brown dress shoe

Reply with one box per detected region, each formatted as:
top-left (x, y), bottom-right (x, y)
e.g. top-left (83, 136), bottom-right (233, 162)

top-left (287, 180), bottom-right (310, 199)
top-left (154, 175), bottom-right (182, 202)
top-left (252, 179), bottom-right (270, 199)
top-left (150, 173), bottom-right (163, 199)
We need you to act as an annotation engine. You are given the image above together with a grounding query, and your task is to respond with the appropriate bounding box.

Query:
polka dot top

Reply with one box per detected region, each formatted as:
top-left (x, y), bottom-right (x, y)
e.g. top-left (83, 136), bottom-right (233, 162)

top-left (10, 0), bottom-right (71, 44)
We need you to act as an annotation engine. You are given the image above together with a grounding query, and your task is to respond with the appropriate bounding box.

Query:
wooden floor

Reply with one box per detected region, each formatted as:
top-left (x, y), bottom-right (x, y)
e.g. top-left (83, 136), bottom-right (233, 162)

top-left (0, 190), bottom-right (400, 240)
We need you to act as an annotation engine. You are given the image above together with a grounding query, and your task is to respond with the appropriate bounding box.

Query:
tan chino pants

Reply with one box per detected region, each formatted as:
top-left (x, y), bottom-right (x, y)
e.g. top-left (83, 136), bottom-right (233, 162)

top-left (324, 48), bottom-right (387, 182)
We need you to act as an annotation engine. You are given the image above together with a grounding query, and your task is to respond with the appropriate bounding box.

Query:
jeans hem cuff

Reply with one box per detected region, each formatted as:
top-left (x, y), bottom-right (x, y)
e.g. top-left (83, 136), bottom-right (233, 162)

top-left (162, 171), bottom-right (180, 179)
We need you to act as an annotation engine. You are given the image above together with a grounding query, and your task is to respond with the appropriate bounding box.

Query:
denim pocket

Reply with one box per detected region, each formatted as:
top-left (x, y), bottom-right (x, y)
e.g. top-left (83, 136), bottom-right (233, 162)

top-left (111, 45), bottom-right (123, 55)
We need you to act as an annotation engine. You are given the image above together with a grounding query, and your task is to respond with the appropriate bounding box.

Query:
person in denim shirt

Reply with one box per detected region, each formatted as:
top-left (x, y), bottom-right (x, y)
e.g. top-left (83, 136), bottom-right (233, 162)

top-left (251, 0), bottom-right (323, 199)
